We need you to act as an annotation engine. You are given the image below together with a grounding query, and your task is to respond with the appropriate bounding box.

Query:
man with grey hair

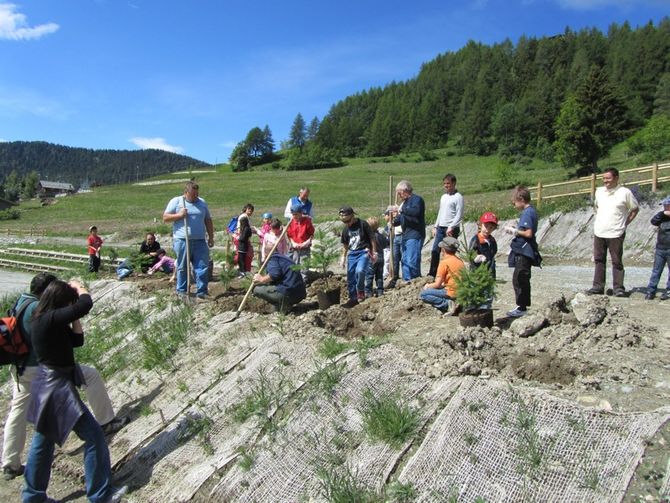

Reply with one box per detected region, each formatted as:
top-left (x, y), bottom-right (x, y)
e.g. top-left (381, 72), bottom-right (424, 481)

top-left (391, 180), bottom-right (425, 280)
top-left (284, 187), bottom-right (314, 219)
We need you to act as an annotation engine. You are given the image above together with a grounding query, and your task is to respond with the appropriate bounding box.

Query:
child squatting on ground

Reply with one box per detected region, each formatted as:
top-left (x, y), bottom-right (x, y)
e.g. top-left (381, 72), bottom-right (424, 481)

top-left (419, 236), bottom-right (465, 314)
top-left (645, 195), bottom-right (670, 300)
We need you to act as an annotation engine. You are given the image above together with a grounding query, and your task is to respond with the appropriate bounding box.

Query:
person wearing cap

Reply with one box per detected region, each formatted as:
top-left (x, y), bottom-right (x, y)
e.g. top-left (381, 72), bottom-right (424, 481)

top-left (391, 180), bottom-right (426, 281)
top-left (287, 203), bottom-right (315, 283)
top-left (429, 174), bottom-right (464, 278)
top-left (284, 187), bottom-right (314, 220)
top-left (586, 167), bottom-right (639, 297)
top-left (420, 236), bottom-right (464, 314)
top-left (163, 181), bottom-right (215, 299)
top-left (644, 195), bottom-right (670, 300)
top-left (86, 225), bottom-right (103, 273)
top-left (339, 206), bottom-right (377, 308)
top-left (469, 212), bottom-right (499, 280)
top-left (257, 212), bottom-right (273, 241)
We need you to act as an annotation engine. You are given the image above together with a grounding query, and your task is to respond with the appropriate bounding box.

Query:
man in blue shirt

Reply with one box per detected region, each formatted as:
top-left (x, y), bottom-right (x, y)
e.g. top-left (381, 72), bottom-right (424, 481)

top-left (163, 182), bottom-right (215, 298)
top-left (253, 254), bottom-right (306, 313)
top-left (392, 180), bottom-right (426, 281)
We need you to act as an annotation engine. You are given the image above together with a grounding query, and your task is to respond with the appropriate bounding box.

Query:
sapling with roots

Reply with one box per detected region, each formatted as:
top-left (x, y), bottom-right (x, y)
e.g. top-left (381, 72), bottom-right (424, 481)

top-left (454, 247), bottom-right (497, 311)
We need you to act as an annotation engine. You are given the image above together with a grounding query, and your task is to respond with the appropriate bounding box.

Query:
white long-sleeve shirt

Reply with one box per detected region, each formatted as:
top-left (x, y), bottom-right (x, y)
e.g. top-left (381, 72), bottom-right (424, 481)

top-left (435, 191), bottom-right (464, 230)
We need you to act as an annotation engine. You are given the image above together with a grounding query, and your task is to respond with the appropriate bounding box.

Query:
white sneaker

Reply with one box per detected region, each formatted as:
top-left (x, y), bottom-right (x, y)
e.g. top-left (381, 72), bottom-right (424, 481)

top-left (104, 485), bottom-right (128, 503)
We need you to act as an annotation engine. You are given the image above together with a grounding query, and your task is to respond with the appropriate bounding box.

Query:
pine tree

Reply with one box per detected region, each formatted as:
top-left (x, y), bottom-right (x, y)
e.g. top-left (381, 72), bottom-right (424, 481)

top-left (306, 117), bottom-right (319, 142)
top-left (289, 113), bottom-right (306, 149)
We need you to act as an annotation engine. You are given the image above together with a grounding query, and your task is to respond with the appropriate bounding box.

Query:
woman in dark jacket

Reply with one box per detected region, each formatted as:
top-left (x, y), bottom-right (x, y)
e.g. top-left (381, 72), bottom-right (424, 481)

top-left (23, 280), bottom-right (125, 503)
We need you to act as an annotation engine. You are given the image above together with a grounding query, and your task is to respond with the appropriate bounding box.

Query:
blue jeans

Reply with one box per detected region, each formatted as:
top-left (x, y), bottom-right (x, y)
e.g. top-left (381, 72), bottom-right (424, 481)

top-left (647, 248), bottom-right (670, 291)
top-left (23, 407), bottom-right (112, 503)
top-left (401, 238), bottom-right (422, 281)
top-left (420, 288), bottom-right (453, 311)
top-left (174, 238), bottom-right (210, 295)
top-left (347, 249), bottom-right (370, 300)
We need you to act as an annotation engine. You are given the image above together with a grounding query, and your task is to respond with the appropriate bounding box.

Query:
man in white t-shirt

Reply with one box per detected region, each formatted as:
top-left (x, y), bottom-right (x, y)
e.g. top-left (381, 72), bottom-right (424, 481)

top-left (587, 168), bottom-right (639, 297)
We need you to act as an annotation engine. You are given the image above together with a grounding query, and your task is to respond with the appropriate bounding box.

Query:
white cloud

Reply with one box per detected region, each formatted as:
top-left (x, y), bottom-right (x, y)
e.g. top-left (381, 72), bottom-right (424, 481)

top-left (221, 140), bottom-right (237, 148)
top-left (0, 3), bottom-right (59, 40)
top-left (0, 85), bottom-right (70, 119)
top-left (130, 137), bottom-right (184, 154)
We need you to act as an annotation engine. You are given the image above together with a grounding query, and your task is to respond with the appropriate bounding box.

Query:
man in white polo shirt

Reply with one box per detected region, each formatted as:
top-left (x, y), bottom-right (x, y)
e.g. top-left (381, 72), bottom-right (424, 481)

top-left (587, 167), bottom-right (639, 297)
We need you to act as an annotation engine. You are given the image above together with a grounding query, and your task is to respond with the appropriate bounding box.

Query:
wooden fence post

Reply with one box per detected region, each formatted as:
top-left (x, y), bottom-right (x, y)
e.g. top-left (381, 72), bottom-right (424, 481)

top-left (590, 173), bottom-right (597, 201)
top-left (652, 162), bottom-right (658, 193)
top-left (536, 181), bottom-right (543, 208)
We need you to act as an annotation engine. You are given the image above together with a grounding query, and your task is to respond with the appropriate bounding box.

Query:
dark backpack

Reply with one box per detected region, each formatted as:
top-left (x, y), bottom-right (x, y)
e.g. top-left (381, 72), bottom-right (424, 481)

top-left (0, 300), bottom-right (33, 374)
top-left (226, 216), bottom-right (238, 234)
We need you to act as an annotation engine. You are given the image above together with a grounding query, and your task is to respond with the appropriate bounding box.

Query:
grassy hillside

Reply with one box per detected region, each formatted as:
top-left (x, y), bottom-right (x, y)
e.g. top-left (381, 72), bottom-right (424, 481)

top-left (1, 145), bottom-right (663, 238)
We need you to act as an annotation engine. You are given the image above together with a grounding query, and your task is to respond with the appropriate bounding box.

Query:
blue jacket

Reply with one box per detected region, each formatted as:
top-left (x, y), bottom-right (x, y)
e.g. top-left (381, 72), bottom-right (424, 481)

top-left (394, 194), bottom-right (425, 242)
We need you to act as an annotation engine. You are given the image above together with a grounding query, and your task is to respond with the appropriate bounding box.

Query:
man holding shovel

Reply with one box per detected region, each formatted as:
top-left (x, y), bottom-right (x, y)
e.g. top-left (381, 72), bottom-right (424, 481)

top-left (163, 181), bottom-right (215, 299)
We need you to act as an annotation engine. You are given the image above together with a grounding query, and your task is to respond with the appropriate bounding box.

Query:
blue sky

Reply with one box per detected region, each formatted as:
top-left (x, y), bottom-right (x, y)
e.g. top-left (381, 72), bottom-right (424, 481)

top-left (0, 0), bottom-right (668, 164)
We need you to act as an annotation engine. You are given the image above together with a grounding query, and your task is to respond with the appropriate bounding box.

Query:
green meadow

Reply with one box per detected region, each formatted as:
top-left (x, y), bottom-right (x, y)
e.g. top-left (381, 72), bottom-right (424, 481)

top-left (2, 144), bottom-right (660, 238)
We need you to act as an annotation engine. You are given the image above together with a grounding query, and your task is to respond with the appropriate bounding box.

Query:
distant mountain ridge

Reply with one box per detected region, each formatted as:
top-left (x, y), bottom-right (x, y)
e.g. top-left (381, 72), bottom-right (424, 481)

top-left (0, 141), bottom-right (210, 186)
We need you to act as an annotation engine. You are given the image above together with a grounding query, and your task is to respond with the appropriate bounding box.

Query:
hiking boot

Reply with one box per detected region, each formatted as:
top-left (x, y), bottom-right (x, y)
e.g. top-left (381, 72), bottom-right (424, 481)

top-left (102, 416), bottom-right (130, 435)
top-left (660, 291), bottom-right (670, 301)
top-left (103, 485), bottom-right (128, 503)
top-left (506, 307), bottom-right (527, 318)
top-left (644, 291), bottom-right (656, 300)
top-left (585, 287), bottom-right (604, 295)
top-left (3, 465), bottom-right (24, 480)
top-left (613, 289), bottom-right (626, 298)
top-left (386, 279), bottom-right (397, 289)
top-left (341, 299), bottom-right (359, 309)
top-left (357, 292), bottom-right (366, 303)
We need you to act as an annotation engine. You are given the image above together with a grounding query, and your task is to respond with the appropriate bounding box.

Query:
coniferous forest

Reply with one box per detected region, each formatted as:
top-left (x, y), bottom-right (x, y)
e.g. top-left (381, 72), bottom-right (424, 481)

top-left (0, 141), bottom-right (209, 189)
top-left (310, 20), bottom-right (670, 169)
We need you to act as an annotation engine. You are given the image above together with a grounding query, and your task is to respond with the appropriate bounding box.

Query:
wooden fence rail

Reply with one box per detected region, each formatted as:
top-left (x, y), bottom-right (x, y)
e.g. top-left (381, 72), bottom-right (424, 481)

top-left (533, 161), bottom-right (670, 207)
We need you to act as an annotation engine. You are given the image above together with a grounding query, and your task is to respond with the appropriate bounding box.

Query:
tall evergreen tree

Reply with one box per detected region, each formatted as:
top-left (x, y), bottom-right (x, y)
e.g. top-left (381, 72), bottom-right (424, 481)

top-left (306, 117), bottom-right (319, 142)
top-left (653, 72), bottom-right (670, 117)
top-left (289, 113), bottom-right (306, 149)
top-left (554, 66), bottom-right (629, 173)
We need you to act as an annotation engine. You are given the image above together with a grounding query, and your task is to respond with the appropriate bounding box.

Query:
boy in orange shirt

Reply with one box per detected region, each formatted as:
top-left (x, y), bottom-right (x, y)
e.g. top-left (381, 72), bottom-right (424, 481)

top-left (419, 236), bottom-right (464, 314)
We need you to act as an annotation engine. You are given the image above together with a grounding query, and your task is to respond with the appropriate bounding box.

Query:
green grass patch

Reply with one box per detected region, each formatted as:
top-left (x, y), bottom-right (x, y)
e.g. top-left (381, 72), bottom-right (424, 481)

top-left (138, 305), bottom-right (192, 373)
top-left (359, 390), bottom-right (420, 449)
top-left (318, 335), bottom-right (350, 360)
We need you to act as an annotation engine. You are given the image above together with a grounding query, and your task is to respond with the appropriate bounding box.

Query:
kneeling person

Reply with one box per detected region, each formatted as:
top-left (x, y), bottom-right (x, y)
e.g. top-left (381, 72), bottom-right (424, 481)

top-left (253, 254), bottom-right (306, 314)
top-left (420, 237), bottom-right (464, 313)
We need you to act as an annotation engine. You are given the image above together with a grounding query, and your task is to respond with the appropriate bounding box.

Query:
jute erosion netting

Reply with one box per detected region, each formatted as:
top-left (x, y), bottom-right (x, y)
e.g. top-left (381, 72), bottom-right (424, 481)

top-left (112, 333), bottom-right (320, 502)
top-left (207, 344), bottom-right (460, 502)
top-left (398, 378), bottom-right (670, 502)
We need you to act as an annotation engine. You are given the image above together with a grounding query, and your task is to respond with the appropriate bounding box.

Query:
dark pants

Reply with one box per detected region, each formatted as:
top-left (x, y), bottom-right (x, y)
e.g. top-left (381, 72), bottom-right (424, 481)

top-left (429, 226), bottom-right (460, 277)
top-left (253, 285), bottom-right (300, 313)
top-left (512, 254), bottom-right (532, 309)
top-left (365, 259), bottom-right (384, 297)
top-left (391, 235), bottom-right (402, 281)
top-left (647, 247), bottom-right (670, 292)
top-left (592, 234), bottom-right (625, 293)
top-left (88, 254), bottom-right (101, 273)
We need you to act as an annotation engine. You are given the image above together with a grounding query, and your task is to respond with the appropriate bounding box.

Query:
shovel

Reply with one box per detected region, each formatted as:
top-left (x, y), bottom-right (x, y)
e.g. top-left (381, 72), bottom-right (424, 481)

top-left (183, 197), bottom-right (192, 300)
top-left (220, 217), bottom-right (292, 323)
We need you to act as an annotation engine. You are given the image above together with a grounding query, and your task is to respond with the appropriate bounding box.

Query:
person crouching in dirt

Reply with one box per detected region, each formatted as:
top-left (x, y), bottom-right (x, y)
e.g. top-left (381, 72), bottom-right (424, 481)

top-left (252, 254), bottom-right (306, 314)
top-left (147, 249), bottom-right (175, 276)
top-left (470, 212), bottom-right (499, 280)
top-left (419, 236), bottom-right (464, 314)
top-left (339, 206), bottom-right (376, 308)
top-left (287, 204), bottom-right (315, 284)
top-left (364, 216), bottom-right (389, 298)
top-left (504, 186), bottom-right (541, 318)
top-left (23, 279), bottom-right (127, 503)
top-left (140, 232), bottom-right (161, 269)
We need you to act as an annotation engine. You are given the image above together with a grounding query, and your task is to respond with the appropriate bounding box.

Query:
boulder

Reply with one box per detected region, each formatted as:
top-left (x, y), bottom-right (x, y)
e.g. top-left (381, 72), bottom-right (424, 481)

top-left (508, 314), bottom-right (547, 338)
top-left (570, 292), bottom-right (608, 326)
